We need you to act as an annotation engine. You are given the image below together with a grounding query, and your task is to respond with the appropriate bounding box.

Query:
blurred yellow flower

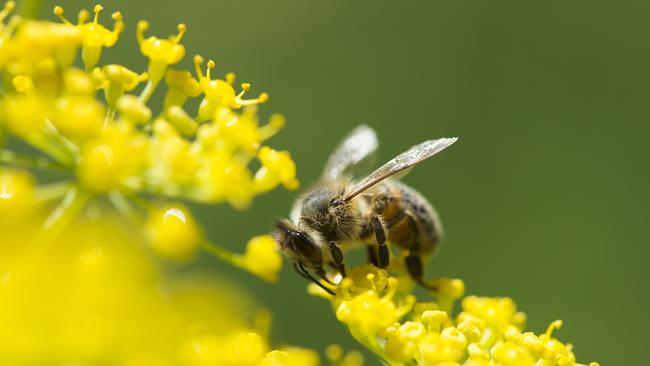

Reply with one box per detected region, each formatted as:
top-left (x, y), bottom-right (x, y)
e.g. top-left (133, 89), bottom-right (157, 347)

top-left (0, 168), bottom-right (39, 219)
top-left (144, 203), bottom-right (202, 260)
top-left (0, 93), bottom-right (49, 137)
top-left (235, 235), bottom-right (284, 282)
top-left (0, 210), bottom-right (318, 365)
top-left (77, 123), bottom-right (148, 193)
top-left (255, 146), bottom-right (300, 192)
top-left (260, 348), bottom-right (320, 366)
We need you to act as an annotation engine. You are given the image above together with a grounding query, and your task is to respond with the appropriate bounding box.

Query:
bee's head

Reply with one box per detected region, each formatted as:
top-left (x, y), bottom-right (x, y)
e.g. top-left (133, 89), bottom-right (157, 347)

top-left (271, 218), bottom-right (323, 265)
top-left (299, 183), bottom-right (360, 240)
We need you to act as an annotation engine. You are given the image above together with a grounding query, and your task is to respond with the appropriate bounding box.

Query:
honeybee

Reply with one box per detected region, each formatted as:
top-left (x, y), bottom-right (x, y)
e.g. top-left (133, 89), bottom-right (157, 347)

top-left (272, 125), bottom-right (457, 294)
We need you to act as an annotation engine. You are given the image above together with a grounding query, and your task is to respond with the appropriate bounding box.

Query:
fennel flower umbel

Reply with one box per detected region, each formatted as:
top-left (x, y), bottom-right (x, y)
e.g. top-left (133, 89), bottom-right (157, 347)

top-left (307, 265), bottom-right (600, 366)
top-left (0, 2), bottom-right (294, 279)
top-left (0, 2), bottom-right (322, 364)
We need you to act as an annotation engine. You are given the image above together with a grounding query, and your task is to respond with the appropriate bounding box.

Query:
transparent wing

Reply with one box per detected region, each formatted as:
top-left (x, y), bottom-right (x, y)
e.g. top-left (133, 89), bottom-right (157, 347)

top-left (343, 137), bottom-right (458, 201)
top-left (321, 125), bottom-right (379, 181)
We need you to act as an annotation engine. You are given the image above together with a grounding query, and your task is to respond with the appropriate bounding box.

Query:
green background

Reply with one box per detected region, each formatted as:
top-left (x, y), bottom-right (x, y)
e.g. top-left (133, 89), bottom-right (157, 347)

top-left (37, 0), bottom-right (649, 364)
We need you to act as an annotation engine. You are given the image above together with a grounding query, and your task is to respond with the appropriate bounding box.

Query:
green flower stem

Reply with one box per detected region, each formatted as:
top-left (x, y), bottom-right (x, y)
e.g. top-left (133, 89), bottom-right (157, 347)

top-left (5, 184), bottom-right (89, 292)
top-left (139, 79), bottom-right (160, 104)
top-left (25, 133), bottom-right (77, 168)
top-left (40, 185), bottom-right (91, 240)
top-left (0, 149), bottom-right (67, 172)
top-left (35, 181), bottom-right (72, 202)
top-left (201, 240), bottom-right (245, 268)
top-left (108, 191), bottom-right (142, 223)
top-left (348, 326), bottom-right (397, 366)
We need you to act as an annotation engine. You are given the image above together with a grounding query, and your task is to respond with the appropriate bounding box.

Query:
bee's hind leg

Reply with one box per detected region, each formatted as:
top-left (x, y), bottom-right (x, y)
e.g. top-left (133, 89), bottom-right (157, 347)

top-left (293, 262), bottom-right (335, 295)
top-left (405, 255), bottom-right (438, 292)
top-left (404, 213), bottom-right (438, 292)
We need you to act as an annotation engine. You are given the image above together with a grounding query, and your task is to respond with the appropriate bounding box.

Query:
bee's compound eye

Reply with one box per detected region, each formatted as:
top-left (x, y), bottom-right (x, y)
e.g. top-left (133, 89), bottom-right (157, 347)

top-left (330, 198), bottom-right (343, 207)
top-left (294, 231), bottom-right (311, 244)
top-left (290, 231), bottom-right (321, 263)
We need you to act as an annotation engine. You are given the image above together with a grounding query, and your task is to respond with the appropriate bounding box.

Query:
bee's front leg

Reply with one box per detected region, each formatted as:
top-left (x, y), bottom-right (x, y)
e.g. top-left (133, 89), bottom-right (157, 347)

top-left (293, 262), bottom-right (335, 295)
top-left (327, 241), bottom-right (346, 277)
top-left (371, 215), bottom-right (389, 269)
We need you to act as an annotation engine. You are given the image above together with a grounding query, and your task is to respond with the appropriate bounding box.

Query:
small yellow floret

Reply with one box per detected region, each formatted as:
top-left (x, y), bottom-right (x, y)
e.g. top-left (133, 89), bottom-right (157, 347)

top-left (460, 296), bottom-right (519, 330)
top-left (0, 169), bottom-right (39, 220)
top-left (100, 64), bottom-right (147, 90)
top-left (213, 106), bottom-right (265, 154)
top-left (99, 64), bottom-right (148, 108)
top-left (325, 344), bottom-right (343, 362)
top-left (77, 125), bottom-right (147, 193)
top-left (0, 94), bottom-right (48, 136)
top-left (234, 235), bottom-right (282, 282)
top-left (12, 75), bottom-right (33, 93)
top-left (260, 347), bottom-right (320, 366)
top-left (384, 321), bottom-right (426, 363)
top-left (197, 153), bottom-right (255, 209)
top-left (137, 21), bottom-right (186, 64)
top-left (71, 4), bottom-right (123, 70)
top-left (418, 329), bottom-right (467, 364)
top-left (336, 290), bottom-right (399, 336)
top-left (51, 95), bottom-right (105, 138)
top-left (62, 68), bottom-right (98, 95)
top-left (255, 146), bottom-right (299, 192)
top-left (144, 204), bottom-right (202, 260)
top-left (165, 105), bottom-right (198, 136)
top-left (491, 342), bottom-right (535, 366)
top-left (147, 119), bottom-right (200, 191)
top-left (116, 94), bottom-right (152, 124)
top-left (194, 55), bottom-right (269, 121)
top-left (137, 20), bottom-right (186, 86)
top-left (164, 68), bottom-right (201, 109)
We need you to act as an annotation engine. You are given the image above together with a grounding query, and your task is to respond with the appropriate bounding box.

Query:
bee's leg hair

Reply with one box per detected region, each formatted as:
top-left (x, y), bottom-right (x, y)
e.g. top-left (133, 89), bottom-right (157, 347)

top-left (294, 262), bottom-right (335, 295)
top-left (327, 241), bottom-right (346, 277)
top-left (404, 212), bottom-right (438, 292)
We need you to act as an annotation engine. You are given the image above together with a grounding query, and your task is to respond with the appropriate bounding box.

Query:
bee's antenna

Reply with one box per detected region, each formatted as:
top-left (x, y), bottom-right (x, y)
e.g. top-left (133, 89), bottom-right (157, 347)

top-left (273, 218), bottom-right (293, 233)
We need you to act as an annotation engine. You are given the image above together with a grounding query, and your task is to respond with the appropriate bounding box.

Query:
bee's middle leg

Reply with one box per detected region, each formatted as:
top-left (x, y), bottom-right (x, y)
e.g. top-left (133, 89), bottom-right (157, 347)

top-left (366, 244), bottom-right (379, 266)
top-left (371, 215), bottom-right (389, 269)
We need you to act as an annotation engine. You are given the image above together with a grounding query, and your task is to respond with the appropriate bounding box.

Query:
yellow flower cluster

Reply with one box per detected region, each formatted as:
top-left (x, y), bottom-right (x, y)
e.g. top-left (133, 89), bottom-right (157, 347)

top-left (0, 2), bottom-right (296, 279)
top-left (310, 265), bottom-right (599, 366)
top-left (0, 213), bottom-right (317, 365)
